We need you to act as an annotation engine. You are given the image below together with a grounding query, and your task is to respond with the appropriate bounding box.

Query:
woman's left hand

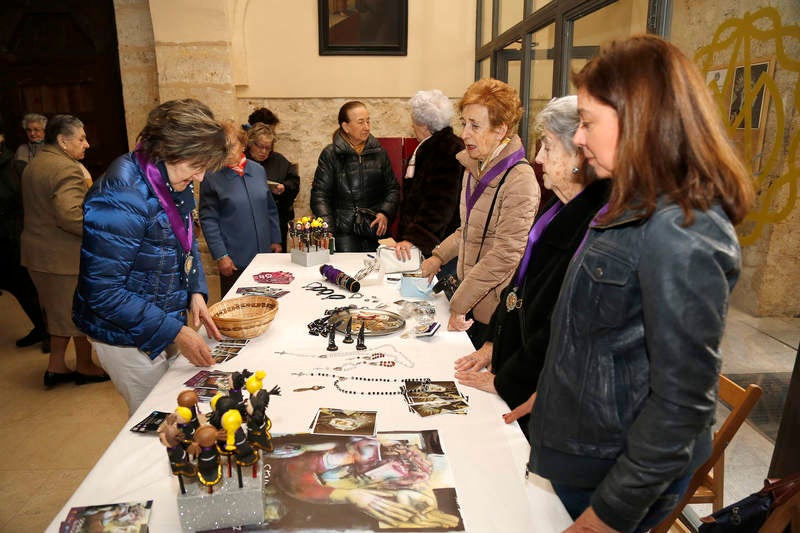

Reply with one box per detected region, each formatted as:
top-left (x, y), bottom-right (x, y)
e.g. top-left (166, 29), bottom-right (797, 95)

top-left (448, 312), bottom-right (473, 332)
top-left (191, 292), bottom-right (222, 341)
top-left (394, 240), bottom-right (415, 261)
top-left (271, 243), bottom-right (283, 253)
top-left (271, 183), bottom-right (285, 195)
top-left (454, 369), bottom-right (496, 393)
top-left (564, 507), bottom-right (620, 533)
top-left (370, 212), bottom-right (389, 236)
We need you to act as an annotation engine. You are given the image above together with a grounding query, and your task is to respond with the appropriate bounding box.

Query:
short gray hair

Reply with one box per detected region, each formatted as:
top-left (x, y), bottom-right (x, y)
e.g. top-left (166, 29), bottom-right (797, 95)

top-left (44, 115), bottom-right (84, 145)
top-left (533, 95), bottom-right (579, 153)
top-left (21, 113), bottom-right (47, 129)
top-left (409, 89), bottom-right (454, 133)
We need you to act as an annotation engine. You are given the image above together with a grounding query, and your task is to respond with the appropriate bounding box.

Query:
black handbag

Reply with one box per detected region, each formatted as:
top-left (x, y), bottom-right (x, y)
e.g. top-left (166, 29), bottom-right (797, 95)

top-left (698, 473), bottom-right (800, 532)
top-left (352, 207), bottom-right (388, 239)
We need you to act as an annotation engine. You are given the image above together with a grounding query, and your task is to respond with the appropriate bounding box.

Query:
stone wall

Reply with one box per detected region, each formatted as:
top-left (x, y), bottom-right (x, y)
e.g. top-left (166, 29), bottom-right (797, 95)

top-left (671, 1), bottom-right (800, 316)
top-left (113, 0), bottom-right (159, 149)
top-left (234, 97), bottom-right (416, 221)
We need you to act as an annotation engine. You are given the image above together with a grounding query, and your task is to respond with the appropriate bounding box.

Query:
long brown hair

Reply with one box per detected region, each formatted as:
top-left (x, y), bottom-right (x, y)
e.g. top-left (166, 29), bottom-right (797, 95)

top-left (573, 35), bottom-right (753, 225)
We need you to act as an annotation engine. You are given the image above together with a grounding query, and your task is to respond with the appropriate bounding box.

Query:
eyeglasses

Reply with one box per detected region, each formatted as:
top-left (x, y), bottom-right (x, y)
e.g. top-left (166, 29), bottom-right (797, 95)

top-left (251, 142), bottom-right (271, 151)
top-left (25, 127), bottom-right (44, 133)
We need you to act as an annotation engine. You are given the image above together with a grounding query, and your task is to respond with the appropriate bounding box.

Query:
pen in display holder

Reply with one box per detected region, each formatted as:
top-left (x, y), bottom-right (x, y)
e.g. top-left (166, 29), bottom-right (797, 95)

top-left (208, 295), bottom-right (279, 339)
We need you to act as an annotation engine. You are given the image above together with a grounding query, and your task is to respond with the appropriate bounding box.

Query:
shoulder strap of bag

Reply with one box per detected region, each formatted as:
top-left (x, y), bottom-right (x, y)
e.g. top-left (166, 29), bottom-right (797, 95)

top-left (475, 161), bottom-right (526, 263)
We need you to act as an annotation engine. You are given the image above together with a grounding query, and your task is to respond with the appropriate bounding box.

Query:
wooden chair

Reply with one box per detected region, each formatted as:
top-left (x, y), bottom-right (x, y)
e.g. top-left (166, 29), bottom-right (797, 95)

top-left (652, 375), bottom-right (763, 533)
top-left (759, 488), bottom-right (800, 532)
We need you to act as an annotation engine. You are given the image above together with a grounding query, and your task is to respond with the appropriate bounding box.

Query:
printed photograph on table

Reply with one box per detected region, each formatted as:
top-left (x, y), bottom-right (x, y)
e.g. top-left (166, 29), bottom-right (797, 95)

top-left (236, 286), bottom-right (289, 298)
top-left (403, 381), bottom-right (469, 417)
top-left (261, 430), bottom-right (463, 531)
top-left (210, 339), bottom-right (250, 363)
top-left (184, 369), bottom-right (234, 394)
top-left (311, 407), bottom-right (377, 437)
top-left (330, 308), bottom-right (406, 336)
top-left (59, 500), bottom-right (152, 532)
top-left (130, 410), bottom-right (170, 433)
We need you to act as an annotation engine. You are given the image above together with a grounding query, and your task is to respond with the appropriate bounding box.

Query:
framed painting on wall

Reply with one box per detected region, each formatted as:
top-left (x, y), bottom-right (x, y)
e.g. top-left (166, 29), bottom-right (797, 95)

top-left (318, 0), bottom-right (408, 56)
top-left (705, 58), bottom-right (776, 172)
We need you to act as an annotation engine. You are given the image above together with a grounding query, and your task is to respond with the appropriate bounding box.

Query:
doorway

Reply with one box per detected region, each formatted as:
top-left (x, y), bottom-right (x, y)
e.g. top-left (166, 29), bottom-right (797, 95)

top-left (0, 0), bottom-right (128, 178)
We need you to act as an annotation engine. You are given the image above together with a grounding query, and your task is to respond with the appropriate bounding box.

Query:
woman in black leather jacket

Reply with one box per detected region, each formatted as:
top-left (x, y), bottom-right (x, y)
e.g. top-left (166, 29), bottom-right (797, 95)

top-left (528, 36), bottom-right (754, 533)
top-left (310, 101), bottom-right (399, 252)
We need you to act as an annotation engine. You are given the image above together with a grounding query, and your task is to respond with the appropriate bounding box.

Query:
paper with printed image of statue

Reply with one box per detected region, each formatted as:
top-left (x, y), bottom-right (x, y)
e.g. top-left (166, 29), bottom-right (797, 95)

top-left (261, 430), bottom-right (464, 531)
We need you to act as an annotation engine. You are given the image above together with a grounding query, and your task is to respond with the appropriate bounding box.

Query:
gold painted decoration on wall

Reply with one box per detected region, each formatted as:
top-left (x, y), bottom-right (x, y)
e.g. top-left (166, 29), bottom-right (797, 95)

top-left (695, 7), bottom-right (800, 246)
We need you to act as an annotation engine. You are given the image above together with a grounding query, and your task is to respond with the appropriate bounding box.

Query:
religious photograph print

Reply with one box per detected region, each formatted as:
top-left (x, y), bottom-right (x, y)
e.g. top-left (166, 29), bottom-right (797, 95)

top-left (318, 0), bottom-right (408, 56)
top-left (261, 430), bottom-right (464, 531)
top-left (311, 407), bottom-right (378, 437)
top-left (403, 381), bottom-right (469, 417)
top-left (704, 57), bottom-right (776, 173)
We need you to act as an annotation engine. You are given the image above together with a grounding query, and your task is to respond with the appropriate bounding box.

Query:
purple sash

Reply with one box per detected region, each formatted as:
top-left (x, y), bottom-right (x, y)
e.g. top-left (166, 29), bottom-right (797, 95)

top-left (465, 146), bottom-right (526, 223)
top-left (134, 147), bottom-right (192, 254)
top-left (515, 200), bottom-right (564, 287)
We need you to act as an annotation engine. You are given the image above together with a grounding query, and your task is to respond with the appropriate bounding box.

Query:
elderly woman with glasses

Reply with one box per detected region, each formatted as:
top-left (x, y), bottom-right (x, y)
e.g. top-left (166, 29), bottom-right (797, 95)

top-left (15, 113), bottom-right (47, 162)
top-left (421, 79), bottom-right (540, 348)
top-left (245, 121), bottom-right (300, 249)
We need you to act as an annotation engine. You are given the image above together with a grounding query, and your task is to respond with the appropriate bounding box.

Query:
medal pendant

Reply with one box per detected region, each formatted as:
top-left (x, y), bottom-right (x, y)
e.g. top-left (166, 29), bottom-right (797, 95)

top-left (184, 254), bottom-right (193, 275)
top-left (505, 290), bottom-right (518, 312)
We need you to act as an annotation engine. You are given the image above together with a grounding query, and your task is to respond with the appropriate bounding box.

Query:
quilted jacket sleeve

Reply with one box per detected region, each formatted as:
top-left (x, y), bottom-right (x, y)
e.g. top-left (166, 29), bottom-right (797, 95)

top-left (81, 178), bottom-right (184, 356)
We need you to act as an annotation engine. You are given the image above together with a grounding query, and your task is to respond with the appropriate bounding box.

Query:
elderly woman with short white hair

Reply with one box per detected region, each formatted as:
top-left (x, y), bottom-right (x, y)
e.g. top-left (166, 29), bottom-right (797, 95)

top-left (393, 90), bottom-right (464, 268)
top-left (15, 113), bottom-right (47, 166)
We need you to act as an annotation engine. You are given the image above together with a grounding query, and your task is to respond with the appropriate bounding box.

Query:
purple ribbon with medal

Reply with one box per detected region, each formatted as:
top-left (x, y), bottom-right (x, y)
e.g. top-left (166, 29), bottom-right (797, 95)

top-left (465, 146), bottom-right (526, 223)
top-left (134, 146), bottom-right (194, 275)
top-left (505, 200), bottom-right (564, 311)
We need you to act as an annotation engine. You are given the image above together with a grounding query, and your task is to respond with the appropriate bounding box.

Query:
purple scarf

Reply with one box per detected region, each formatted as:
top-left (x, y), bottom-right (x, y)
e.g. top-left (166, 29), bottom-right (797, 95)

top-left (465, 146), bottom-right (526, 223)
top-left (134, 146), bottom-right (192, 254)
top-left (514, 200), bottom-right (564, 287)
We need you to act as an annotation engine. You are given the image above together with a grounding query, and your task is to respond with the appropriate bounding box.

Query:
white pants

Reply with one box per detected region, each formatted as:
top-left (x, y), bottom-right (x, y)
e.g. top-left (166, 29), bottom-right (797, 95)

top-left (92, 341), bottom-right (178, 417)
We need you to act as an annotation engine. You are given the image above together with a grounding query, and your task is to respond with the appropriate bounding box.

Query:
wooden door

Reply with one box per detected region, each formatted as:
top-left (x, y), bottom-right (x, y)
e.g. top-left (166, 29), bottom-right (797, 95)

top-left (0, 0), bottom-right (128, 178)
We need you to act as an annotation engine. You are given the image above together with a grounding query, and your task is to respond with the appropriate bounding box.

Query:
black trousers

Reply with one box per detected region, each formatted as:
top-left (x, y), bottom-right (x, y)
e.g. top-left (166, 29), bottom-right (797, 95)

top-left (0, 239), bottom-right (45, 330)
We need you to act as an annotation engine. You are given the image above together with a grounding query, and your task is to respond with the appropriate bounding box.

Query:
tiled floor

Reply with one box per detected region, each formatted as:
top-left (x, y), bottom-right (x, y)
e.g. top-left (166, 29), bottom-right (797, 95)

top-left (0, 293), bottom-right (795, 532)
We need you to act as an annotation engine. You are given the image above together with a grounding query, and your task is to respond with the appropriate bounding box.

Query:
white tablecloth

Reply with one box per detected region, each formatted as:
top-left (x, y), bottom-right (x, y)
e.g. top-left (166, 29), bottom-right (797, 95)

top-left (46, 253), bottom-right (571, 532)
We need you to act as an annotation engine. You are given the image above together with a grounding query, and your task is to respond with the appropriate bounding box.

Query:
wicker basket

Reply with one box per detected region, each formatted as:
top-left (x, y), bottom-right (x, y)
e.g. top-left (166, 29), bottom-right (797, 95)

top-left (208, 295), bottom-right (279, 339)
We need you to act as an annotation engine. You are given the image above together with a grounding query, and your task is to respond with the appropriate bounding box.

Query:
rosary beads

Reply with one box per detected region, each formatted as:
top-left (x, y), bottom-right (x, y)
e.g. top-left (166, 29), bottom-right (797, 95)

top-left (291, 372), bottom-right (430, 396)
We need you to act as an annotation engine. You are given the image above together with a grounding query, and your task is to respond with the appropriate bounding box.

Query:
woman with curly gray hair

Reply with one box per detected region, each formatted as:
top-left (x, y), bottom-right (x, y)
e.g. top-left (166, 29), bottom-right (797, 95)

top-left (393, 90), bottom-right (464, 267)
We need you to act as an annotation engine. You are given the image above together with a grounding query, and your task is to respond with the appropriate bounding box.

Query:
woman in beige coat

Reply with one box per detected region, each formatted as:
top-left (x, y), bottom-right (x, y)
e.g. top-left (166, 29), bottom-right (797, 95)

top-left (422, 79), bottom-right (540, 347)
top-left (21, 114), bottom-right (109, 388)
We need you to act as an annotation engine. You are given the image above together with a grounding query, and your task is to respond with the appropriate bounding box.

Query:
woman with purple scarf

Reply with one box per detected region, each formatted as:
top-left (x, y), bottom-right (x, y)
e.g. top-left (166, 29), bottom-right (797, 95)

top-left (73, 99), bottom-right (225, 416)
top-left (421, 79), bottom-right (540, 348)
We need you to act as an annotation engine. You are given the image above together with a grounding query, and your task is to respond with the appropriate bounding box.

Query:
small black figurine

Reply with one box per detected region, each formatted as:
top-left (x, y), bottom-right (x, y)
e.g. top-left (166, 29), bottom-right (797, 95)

top-left (326, 322), bottom-right (339, 351)
top-left (356, 320), bottom-right (367, 350)
top-left (342, 317), bottom-right (354, 344)
top-left (230, 369), bottom-right (254, 418)
top-left (188, 425), bottom-right (222, 490)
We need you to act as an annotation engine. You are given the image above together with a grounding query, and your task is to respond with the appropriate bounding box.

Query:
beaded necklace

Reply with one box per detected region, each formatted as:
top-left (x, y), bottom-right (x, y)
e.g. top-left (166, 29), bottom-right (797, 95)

top-left (291, 372), bottom-right (430, 396)
top-left (275, 344), bottom-right (409, 363)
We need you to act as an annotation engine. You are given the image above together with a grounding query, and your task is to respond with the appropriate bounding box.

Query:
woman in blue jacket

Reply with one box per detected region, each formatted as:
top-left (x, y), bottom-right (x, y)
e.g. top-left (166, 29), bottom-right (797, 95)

top-left (200, 120), bottom-right (282, 297)
top-left (73, 99), bottom-right (226, 416)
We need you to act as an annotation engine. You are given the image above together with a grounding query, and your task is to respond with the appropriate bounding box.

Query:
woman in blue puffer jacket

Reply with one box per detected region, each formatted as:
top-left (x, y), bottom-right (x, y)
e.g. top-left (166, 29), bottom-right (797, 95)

top-left (73, 99), bottom-right (226, 416)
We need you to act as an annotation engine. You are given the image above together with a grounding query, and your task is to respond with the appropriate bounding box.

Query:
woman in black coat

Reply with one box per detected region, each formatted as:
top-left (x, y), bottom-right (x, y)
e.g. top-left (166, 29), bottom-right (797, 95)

top-left (393, 90), bottom-right (464, 266)
top-left (310, 101), bottom-right (399, 252)
top-left (453, 95), bottom-right (610, 438)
